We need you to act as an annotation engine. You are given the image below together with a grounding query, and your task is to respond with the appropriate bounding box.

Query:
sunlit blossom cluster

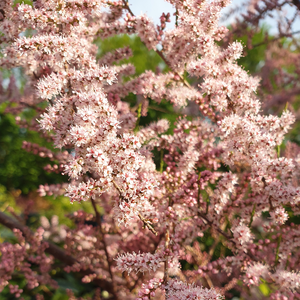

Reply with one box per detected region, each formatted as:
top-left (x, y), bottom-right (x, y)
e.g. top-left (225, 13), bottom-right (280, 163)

top-left (1, 0), bottom-right (300, 299)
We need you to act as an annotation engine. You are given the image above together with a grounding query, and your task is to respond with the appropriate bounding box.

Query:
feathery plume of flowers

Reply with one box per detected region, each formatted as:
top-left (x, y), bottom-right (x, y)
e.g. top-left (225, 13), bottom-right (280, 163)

top-left (1, 0), bottom-right (300, 299)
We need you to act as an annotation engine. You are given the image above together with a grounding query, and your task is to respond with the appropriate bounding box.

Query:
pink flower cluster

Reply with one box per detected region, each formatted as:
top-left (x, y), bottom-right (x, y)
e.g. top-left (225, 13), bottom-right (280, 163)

top-left (1, 0), bottom-right (300, 299)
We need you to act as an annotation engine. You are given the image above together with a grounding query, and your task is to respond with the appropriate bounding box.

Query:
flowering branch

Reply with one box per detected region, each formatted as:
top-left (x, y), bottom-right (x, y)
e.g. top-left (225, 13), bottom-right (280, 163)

top-left (0, 211), bottom-right (115, 294)
top-left (1, 0), bottom-right (300, 298)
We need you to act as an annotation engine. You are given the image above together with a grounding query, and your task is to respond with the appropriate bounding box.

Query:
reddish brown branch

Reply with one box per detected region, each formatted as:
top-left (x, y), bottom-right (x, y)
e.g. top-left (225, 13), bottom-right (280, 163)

top-left (198, 211), bottom-right (233, 241)
top-left (163, 229), bottom-right (170, 284)
top-left (122, 0), bottom-right (134, 17)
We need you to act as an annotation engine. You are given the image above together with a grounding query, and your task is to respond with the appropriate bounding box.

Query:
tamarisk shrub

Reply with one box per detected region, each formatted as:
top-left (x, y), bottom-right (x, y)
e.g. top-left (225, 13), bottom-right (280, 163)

top-left (0, 0), bottom-right (300, 299)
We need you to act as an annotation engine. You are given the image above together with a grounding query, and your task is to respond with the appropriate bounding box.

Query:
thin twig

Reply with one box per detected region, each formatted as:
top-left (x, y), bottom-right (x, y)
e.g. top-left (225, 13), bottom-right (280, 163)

top-left (198, 211), bottom-right (233, 241)
top-left (197, 211), bottom-right (258, 261)
top-left (275, 234), bottom-right (282, 267)
top-left (163, 229), bottom-right (170, 284)
top-left (122, 0), bottom-right (134, 17)
top-left (148, 105), bottom-right (180, 115)
top-left (112, 180), bottom-right (157, 235)
top-left (112, 179), bottom-right (125, 194)
top-left (252, 30), bottom-right (300, 48)
top-left (137, 212), bottom-right (158, 236)
top-left (90, 198), bottom-right (117, 299)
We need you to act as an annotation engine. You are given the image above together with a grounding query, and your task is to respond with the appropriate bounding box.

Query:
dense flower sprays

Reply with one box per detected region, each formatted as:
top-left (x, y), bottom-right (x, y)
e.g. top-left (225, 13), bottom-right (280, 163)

top-left (2, 0), bottom-right (160, 228)
top-left (1, 0), bottom-right (300, 299)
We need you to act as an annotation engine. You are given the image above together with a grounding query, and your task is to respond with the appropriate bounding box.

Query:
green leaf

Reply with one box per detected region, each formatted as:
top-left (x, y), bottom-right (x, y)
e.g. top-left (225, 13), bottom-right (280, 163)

top-left (259, 283), bottom-right (270, 296)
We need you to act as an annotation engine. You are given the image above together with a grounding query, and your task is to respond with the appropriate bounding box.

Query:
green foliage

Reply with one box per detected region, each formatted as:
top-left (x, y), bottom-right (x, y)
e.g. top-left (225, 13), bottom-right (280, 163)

top-left (236, 26), bottom-right (269, 73)
top-left (0, 109), bottom-right (65, 194)
top-left (14, 0), bottom-right (33, 6)
top-left (95, 35), bottom-right (166, 75)
top-left (259, 282), bottom-right (271, 296)
top-left (140, 98), bottom-right (179, 132)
